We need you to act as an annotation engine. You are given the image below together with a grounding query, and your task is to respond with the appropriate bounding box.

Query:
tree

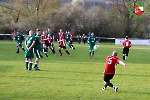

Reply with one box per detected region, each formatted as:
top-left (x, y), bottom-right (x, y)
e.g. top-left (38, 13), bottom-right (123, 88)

top-left (71, 0), bottom-right (85, 7)
top-left (110, 0), bottom-right (150, 38)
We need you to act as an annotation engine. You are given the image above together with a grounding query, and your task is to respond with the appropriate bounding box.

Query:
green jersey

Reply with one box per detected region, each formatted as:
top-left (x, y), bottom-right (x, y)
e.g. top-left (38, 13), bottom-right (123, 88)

top-left (88, 36), bottom-right (96, 47)
top-left (34, 35), bottom-right (42, 50)
top-left (66, 33), bottom-right (71, 42)
top-left (46, 31), bottom-right (54, 37)
top-left (33, 32), bottom-right (37, 37)
top-left (15, 34), bottom-right (24, 43)
top-left (25, 36), bottom-right (35, 48)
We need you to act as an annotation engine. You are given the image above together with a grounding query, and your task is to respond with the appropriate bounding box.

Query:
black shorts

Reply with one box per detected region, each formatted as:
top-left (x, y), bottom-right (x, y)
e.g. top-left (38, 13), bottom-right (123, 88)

top-left (59, 45), bottom-right (66, 49)
top-left (34, 49), bottom-right (41, 58)
top-left (123, 48), bottom-right (129, 55)
top-left (104, 74), bottom-right (114, 83)
top-left (46, 43), bottom-right (53, 47)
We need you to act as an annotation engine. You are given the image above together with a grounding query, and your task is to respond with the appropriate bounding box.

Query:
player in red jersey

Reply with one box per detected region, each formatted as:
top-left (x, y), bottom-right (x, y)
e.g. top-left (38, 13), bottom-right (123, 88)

top-left (41, 31), bottom-right (56, 56)
top-left (41, 31), bottom-right (49, 57)
top-left (47, 34), bottom-right (56, 55)
top-left (102, 51), bottom-right (127, 92)
top-left (122, 36), bottom-right (132, 60)
top-left (58, 31), bottom-right (71, 56)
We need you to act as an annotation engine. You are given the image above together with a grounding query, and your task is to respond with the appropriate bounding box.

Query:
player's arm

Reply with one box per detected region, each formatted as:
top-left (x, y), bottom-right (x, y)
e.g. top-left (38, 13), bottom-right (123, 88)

top-left (122, 41), bottom-right (125, 48)
top-left (118, 60), bottom-right (127, 68)
top-left (28, 41), bottom-right (35, 51)
top-left (59, 39), bottom-right (64, 42)
top-left (25, 40), bottom-right (28, 49)
top-left (87, 37), bottom-right (90, 44)
top-left (39, 39), bottom-right (45, 44)
top-left (129, 41), bottom-right (132, 48)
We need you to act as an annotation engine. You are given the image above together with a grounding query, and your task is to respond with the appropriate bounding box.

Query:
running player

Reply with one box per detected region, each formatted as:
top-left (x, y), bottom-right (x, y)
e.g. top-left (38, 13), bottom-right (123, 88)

top-left (122, 36), bottom-right (132, 60)
top-left (66, 31), bottom-right (75, 50)
top-left (14, 30), bottom-right (25, 53)
top-left (58, 31), bottom-right (71, 56)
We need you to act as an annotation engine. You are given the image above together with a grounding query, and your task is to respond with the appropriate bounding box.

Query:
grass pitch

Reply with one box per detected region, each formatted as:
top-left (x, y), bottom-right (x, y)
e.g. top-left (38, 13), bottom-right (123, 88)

top-left (0, 40), bottom-right (150, 100)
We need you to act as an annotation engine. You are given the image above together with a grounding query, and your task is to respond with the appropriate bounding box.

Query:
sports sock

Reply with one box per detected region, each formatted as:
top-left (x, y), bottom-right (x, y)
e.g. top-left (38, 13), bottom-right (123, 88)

top-left (104, 84), bottom-right (107, 88)
top-left (29, 62), bottom-right (33, 70)
top-left (17, 48), bottom-right (19, 53)
top-left (22, 47), bottom-right (25, 51)
top-left (34, 63), bottom-right (38, 68)
top-left (25, 61), bottom-right (29, 70)
top-left (52, 49), bottom-right (55, 54)
top-left (89, 52), bottom-right (91, 56)
top-left (92, 51), bottom-right (94, 56)
top-left (123, 56), bottom-right (125, 60)
top-left (66, 50), bottom-right (70, 55)
top-left (59, 50), bottom-right (62, 55)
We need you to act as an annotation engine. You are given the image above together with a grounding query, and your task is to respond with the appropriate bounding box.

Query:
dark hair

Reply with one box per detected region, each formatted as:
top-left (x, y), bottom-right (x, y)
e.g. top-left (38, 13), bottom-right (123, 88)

top-left (125, 36), bottom-right (128, 39)
top-left (37, 29), bottom-right (41, 31)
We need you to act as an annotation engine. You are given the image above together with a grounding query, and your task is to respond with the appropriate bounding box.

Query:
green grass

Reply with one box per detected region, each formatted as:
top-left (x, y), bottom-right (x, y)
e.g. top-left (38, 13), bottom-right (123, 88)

top-left (0, 40), bottom-right (150, 100)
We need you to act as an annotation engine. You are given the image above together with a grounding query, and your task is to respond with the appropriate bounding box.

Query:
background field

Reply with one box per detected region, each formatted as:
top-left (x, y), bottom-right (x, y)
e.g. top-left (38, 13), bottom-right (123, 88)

top-left (0, 40), bottom-right (150, 100)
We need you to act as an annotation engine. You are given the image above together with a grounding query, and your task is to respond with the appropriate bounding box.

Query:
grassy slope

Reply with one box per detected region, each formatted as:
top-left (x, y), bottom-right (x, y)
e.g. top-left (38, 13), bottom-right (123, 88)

top-left (0, 40), bottom-right (150, 100)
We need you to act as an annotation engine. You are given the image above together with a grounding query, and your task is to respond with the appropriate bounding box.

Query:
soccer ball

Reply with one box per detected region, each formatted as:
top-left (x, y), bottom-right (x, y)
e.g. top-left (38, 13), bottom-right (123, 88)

top-left (94, 45), bottom-right (99, 51)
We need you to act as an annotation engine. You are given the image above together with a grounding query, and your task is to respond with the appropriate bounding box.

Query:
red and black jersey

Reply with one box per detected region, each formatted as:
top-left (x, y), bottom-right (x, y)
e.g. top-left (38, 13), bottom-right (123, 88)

top-left (122, 40), bottom-right (131, 48)
top-left (59, 35), bottom-right (66, 46)
top-left (47, 36), bottom-right (53, 44)
top-left (41, 34), bottom-right (49, 44)
top-left (71, 34), bottom-right (74, 41)
top-left (103, 56), bottom-right (120, 74)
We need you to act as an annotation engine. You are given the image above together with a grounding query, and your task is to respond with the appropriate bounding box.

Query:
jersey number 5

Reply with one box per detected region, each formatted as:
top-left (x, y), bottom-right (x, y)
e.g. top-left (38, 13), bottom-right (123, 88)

top-left (108, 58), bottom-right (112, 64)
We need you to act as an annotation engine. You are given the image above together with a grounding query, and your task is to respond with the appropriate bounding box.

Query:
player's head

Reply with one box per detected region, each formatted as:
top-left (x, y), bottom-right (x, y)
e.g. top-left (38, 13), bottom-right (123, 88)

top-left (125, 36), bottom-right (129, 40)
top-left (91, 32), bottom-right (94, 36)
top-left (47, 28), bottom-right (51, 32)
top-left (59, 29), bottom-right (62, 32)
top-left (36, 28), bottom-right (39, 32)
top-left (36, 29), bottom-right (41, 35)
top-left (42, 31), bottom-right (46, 35)
top-left (29, 30), bottom-right (33, 36)
top-left (112, 51), bottom-right (117, 56)
top-left (17, 30), bottom-right (20, 34)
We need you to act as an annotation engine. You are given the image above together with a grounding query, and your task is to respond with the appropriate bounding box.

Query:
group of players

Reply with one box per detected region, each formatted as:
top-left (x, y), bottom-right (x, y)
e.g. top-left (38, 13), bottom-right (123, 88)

top-left (13, 28), bottom-right (76, 71)
top-left (14, 28), bottom-right (132, 92)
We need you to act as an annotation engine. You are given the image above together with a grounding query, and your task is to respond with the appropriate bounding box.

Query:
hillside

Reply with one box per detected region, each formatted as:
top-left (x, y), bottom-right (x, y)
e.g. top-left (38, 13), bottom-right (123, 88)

top-left (59, 0), bottom-right (112, 7)
top-left (0, 0), bottom-right (111, 8)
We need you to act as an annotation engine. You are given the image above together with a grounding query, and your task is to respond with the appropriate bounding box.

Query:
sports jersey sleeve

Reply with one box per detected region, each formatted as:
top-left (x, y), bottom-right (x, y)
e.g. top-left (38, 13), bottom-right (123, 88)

top-left (116, 58), bottom-right (120, 64)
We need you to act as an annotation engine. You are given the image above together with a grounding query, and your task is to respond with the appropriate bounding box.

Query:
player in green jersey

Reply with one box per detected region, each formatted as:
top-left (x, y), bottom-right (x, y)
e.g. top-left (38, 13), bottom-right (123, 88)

top-left (88, 32), bottom-right (96, 59)
top-left (14, 31), bottom-right (25, 53)
top-left (24, 30), bottom-right (36, 71)
top-left (66, 31), bottom-right (75, 50)
top-left (34, 29), bottom-right (45, 70)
